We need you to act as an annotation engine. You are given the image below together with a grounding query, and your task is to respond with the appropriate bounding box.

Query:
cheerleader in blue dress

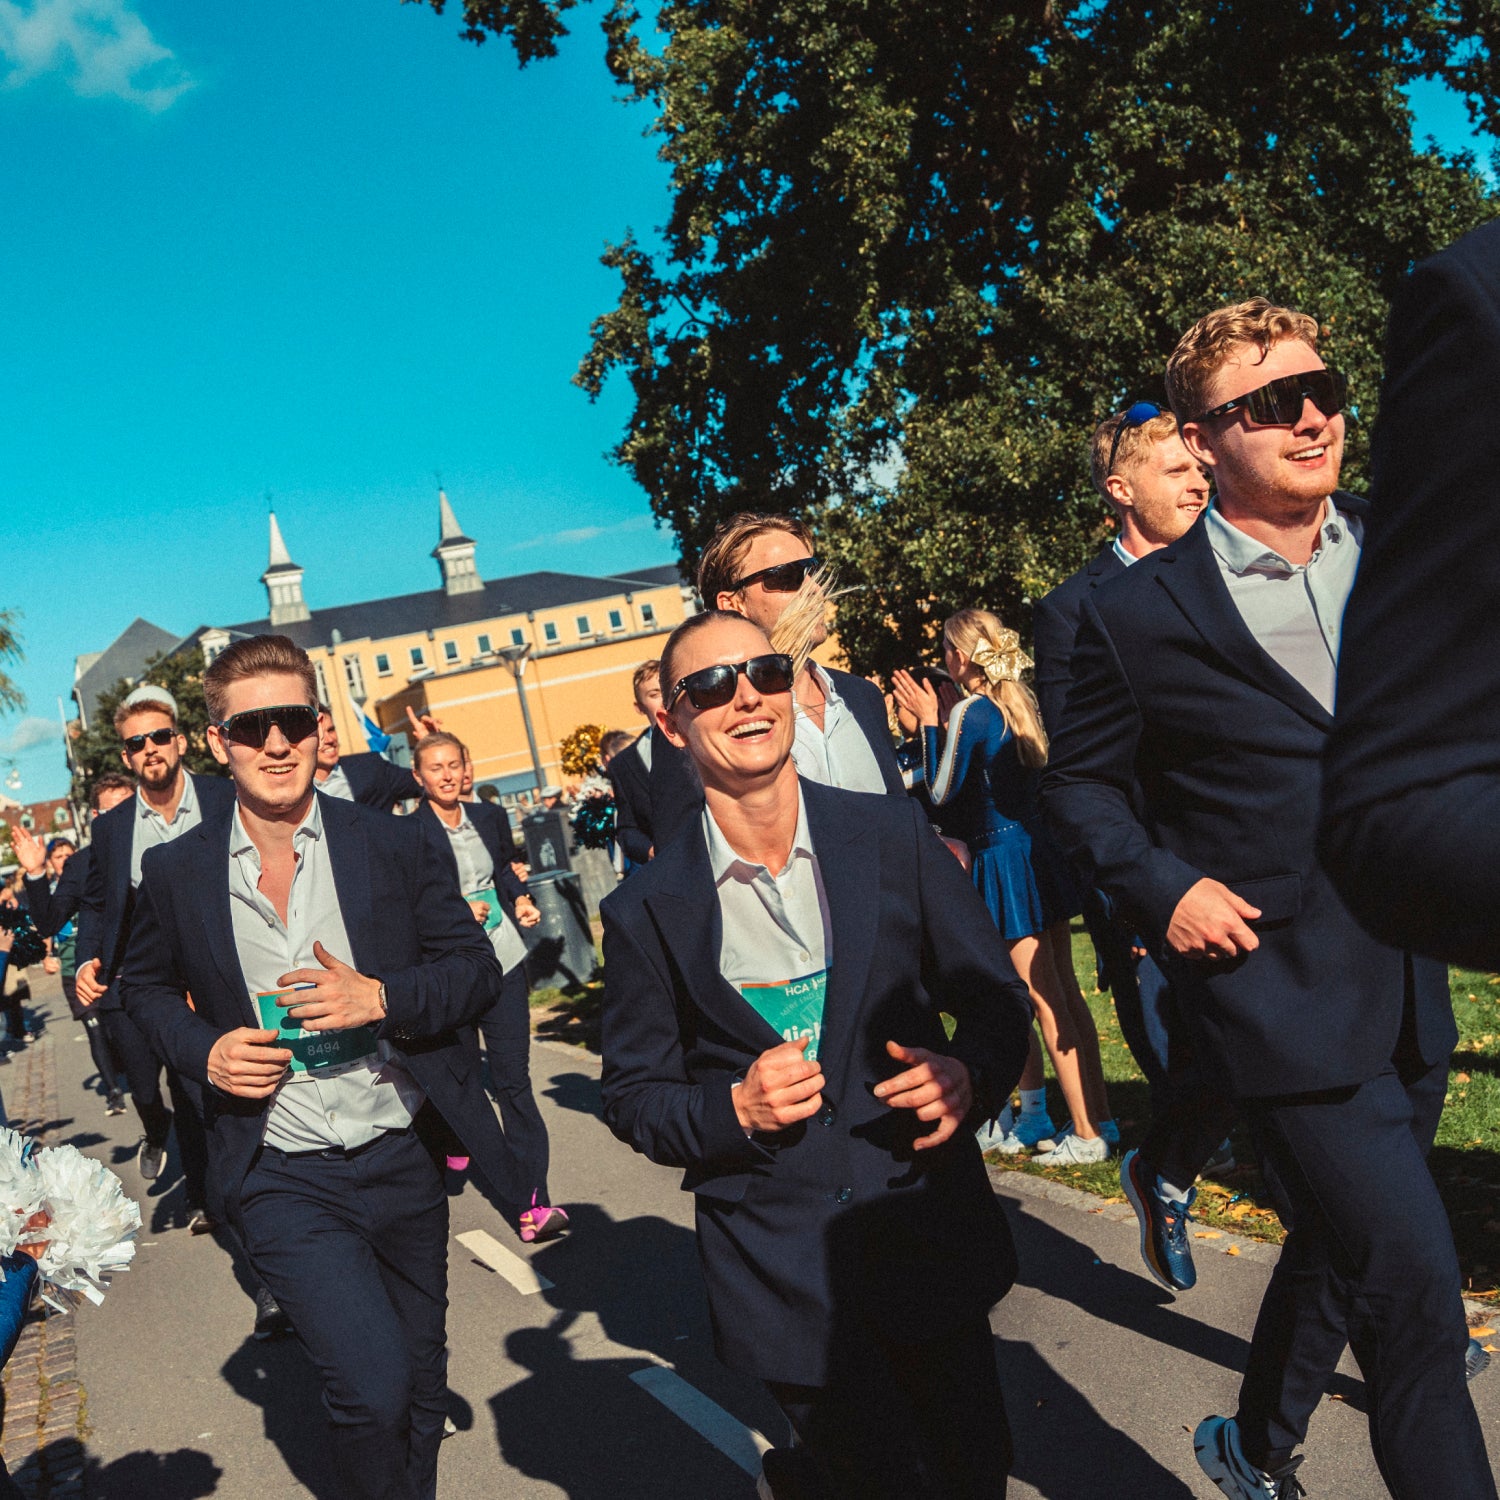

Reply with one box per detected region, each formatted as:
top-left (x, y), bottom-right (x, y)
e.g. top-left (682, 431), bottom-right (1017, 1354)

top-left (892, 609), bottom-right (1115, 1165)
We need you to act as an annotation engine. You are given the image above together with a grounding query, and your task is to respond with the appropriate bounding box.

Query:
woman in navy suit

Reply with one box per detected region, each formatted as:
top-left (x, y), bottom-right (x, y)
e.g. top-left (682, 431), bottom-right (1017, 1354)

top-left (893, 609), bottom-right (1114, 1166)
top-left (412, 734), bottom-right (567, 1243)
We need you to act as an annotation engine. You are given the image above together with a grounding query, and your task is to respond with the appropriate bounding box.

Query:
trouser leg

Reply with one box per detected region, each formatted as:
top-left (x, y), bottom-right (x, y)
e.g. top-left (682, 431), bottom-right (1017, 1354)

top-left (101, 1008), bottom-right (170, 1142)
top-left (1236, 1057), bottom-right (1492, 1496)
top-left (82, 1016), bottom-right (120, 1094)
top-left (239, 1131), bottom-right (450, 1500)
top-left (168, 1072), bottom-right (211, 1212)
top-left (477, 965), bottom-right (551, 1206)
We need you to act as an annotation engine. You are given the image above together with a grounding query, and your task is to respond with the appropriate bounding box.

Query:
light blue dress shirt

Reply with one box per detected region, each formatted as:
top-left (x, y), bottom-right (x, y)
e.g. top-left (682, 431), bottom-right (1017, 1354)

top-left (791, 663), bottom-right (887, 795)
top-left (129, 772), bottom-right (202, 888)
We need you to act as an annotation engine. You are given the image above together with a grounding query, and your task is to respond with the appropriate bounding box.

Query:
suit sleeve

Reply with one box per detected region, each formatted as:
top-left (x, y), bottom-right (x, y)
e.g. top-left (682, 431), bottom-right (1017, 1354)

top-left (599, 902), bottom-right (773, 1175)
top-left (118, 865), bottom-right (226, 1086)
top-left (375, 817), bottom-right (506, 1042)
top-left (377, 757), bottom-right (420, 810)
top-left (22, 872), bottom-right (63, 939)
top-left (839, 673), bottom-right (906, 795)
top-left (1031, 590), bottom-right (1077, 745)
top-left (1040, 597), bottom-right (1206, 941)
top-left (74, 826), bottom-right (108, 970)
top-left (608, 760), bottom-right (655, 866)
top-left (1320, 239), bottom-right (1500, 968)
top-left (909, 801), bottom-right (1034, 1118)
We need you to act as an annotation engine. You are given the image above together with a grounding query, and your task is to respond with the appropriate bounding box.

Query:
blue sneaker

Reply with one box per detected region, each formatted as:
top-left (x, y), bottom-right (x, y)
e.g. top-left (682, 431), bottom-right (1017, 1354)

top-left (1010, 1110), bottom-right (1058, 1149)
top-left (1121, 1148), bottom-right (1197, 1292)
top-left (1468, 1337), bottom-right (1491, 1382)
top-left (1193, 1416), bottom-right (1305, 1498)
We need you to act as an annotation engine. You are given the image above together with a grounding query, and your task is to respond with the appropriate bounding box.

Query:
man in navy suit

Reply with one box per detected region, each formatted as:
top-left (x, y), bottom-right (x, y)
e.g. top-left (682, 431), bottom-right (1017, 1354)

top-left (119, 634), bottom-right (508, 1500)
top-left (1035, 406), bottom-right (1232, 1292)
top-left (607, 660), bottom-right (661, 868)
top-left (75, 687), bottom-right (231, 1205)
top-left (1320, 220), bottom-right (1500, 970)
top-left (601, 609), bottom-right (1032, 1500)
top-left (1043, 299), bottom-right (1489, 1500)
top-left (314, 707), bottom-right (430, 812)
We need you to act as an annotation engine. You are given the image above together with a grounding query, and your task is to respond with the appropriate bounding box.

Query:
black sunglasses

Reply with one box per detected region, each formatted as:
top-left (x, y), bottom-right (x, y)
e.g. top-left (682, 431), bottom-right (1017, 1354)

top-left (1105, 401), bottom-right (1164, 476)
top-left (122, 727), bottom-right (176, 754)
top-left (216, 703), bottom-right (320, 749)
top-left (1198, 367), bottom-right (1347, 427)
top-left (667, 653), bottom-right (796, 712)
top-left (730, 556), bottom-right (820, 594)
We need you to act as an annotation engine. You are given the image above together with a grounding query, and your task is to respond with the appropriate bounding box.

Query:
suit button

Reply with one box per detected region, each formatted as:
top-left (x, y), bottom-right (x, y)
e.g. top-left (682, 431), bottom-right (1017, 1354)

top-left (819, 1102), bottom-right (836, 1126)
top-left (835, 1186), bottom-right (852, 1203)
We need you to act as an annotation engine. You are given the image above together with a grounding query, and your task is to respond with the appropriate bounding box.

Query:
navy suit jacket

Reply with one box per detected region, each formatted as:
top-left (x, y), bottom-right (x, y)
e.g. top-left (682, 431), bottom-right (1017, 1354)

top-left (627, 668), bottom-right (907, 858)
top-left (415, 799), bottom-right (527, 922)
top-left (599, 780), bottom-right (1032, 1385)
top-left (22, 849), bottom-right (88, 939)
top-left (1320, 220), bottom-right (1500, 969)
top-left (117, 792), bottom-right (512, 1221)
top-left (1032, 544), bottom-right (1127, 741)
top-left (606, 735), bottom-right (653, 867)
top-left (1040, 512), bottom-right (1453, 1099)
top-left (76, 772), bottom-right (236, 1010)
top-left (338, 751), bottom-right (421, 812)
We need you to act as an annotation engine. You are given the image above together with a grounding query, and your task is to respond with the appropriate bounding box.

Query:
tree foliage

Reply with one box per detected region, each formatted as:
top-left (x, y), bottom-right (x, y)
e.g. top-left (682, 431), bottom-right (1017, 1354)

top-left (70, 649), bottom-right (224, 804)
top-left (425, 0), bottom-right (1500, 671)
top-left (0, 609), bottom-right (24, 716)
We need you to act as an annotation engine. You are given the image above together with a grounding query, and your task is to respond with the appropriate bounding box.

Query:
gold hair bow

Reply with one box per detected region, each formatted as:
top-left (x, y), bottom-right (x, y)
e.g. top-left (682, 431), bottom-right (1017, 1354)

top-left (970, 632), bottom-right (1032, 685)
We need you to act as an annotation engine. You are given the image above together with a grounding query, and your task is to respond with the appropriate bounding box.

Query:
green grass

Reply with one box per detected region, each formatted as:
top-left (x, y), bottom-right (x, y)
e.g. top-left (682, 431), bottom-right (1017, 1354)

top-left (526, 924), bottom-right (1500, 1296)
top-left (985, 926), bottom-right (1500, 1297)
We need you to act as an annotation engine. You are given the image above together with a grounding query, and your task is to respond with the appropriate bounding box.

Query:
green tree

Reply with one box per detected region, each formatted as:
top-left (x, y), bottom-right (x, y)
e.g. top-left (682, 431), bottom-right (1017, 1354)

top-left (70, 648), bottom-right (224, 805)
top-left (0, 608), bottom-right (24, 715)
top-left (423, 0), bottom-right (1500, 670)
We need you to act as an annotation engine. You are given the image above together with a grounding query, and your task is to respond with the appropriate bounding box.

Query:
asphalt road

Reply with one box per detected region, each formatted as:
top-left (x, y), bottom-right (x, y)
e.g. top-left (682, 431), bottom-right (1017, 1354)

top-left (24, 974), bottom-right (1497, 1499)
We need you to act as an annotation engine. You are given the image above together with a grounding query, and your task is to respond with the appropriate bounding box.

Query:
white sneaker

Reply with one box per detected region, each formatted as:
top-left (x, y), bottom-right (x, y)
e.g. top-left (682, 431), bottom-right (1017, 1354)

top-left (1193, 1415), bottom-right (1306, 1498)
top-left (1032, 1130), bottom-right (1109, 1166)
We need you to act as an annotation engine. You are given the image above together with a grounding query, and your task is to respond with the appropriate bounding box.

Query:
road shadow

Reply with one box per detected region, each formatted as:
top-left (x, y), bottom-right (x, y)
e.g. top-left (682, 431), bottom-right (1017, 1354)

top-left (220, 1334), bottom-right (338, 1498)
top-left (537, 1070), bottom-right (602, 1118)
top-left (79, 1445), bottom-right (223, 1498)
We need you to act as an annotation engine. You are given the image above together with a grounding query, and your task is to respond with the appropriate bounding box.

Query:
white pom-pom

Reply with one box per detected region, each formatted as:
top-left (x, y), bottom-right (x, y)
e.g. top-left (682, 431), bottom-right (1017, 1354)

top-left (25, 1145), bottom-right (140, 1305)
top-left (0, 1128), bottom-right (44, 1261)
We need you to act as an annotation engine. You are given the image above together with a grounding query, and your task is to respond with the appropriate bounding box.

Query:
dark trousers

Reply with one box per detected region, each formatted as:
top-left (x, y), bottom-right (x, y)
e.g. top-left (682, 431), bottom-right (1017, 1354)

top-left (766, 1317), bottom-right (1011, 1500)
top-left (477, 964), bottom-right (550, 1207)
top-left (62, 975), bottom-right (123, 1093)
top-left (239, 1128), bottom-right (449, 1500)
top-left (1237, 1023), bottom-right (1494, 1497)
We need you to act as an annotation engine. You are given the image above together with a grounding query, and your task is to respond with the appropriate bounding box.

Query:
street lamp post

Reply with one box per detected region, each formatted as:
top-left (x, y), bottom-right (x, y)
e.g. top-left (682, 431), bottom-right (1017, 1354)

top-left (498, 643), bottom-right (546, 797)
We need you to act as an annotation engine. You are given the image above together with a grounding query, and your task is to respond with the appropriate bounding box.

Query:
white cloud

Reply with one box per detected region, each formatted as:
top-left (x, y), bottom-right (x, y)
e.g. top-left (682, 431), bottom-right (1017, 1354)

top-left (506, 515), bottom-right (657, 551)
top-left (0, 0), bottom-right (193, 112)
top-left (0, 717), bottom-right (57, 756)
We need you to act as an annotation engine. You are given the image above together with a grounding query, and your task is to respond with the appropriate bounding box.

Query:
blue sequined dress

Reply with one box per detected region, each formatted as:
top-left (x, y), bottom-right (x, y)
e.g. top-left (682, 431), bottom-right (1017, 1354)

top-left (922, 695), bottom-right (1080, 939)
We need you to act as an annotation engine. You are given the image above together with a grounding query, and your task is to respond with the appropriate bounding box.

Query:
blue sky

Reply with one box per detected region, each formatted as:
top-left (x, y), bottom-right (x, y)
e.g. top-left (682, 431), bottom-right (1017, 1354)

top-left (0, 3), bottom-right (1492, 800)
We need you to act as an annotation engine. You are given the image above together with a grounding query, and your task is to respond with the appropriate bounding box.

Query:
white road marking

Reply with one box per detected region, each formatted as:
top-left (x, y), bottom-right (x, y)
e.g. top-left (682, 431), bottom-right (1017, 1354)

top-left (454, 1229), bottom-right (554, 1295)
top-left (629, 1366), bottom-right (772, 1476)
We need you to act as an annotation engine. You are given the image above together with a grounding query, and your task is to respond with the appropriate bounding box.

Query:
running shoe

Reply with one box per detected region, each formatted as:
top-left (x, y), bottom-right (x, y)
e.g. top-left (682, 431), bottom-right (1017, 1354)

top-left (1202, 1137), bottom-right (1237, 1176)
top-left (1193, 1416), bottom-right (1305, 1498)
top-left (138, 1136), bottom-right (167, 1181)
top-left (253, 1286), bottom-right (292, 1342)
top-left (1468, 1337), bottom-right (1491, 1382)
top-left (975, 1104), bottom-right (1017, 1153)
top-left (1121, 1148), bottom-right (1197, 1292)
top-left (519, 1194), bottom-right (570, 1244)
top-left (445, 1155), bottom-right (470, 1172)
top-left (1032, 1131), bottom-right (1109, 1166)
top-left (1009, 1110), bottom-right (1058, 1150)
top-left (105, 1090), bottom-right (126, 1117)
top-left (1032, 1119), bottom-right (1120, 1151)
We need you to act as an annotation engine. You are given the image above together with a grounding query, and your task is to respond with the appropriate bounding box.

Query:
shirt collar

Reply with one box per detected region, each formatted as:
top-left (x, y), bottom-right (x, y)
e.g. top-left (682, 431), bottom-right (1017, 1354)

top-left (230, 793), bottom-right (323, 859)
top-left (1204, 498), bottom-right (1347, 576)
top-left (801, 661), bottom-right (842, 709)
top-left (703, 787), bottom-right (814, 885)
top-left (138, 769), bottom-right (197, 823)
top-left (1111, 537), bottom-right (1139, 569)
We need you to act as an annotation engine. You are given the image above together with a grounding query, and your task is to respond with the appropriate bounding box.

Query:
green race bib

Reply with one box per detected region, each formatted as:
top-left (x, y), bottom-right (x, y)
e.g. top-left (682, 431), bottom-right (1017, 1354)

top-left (739, 969), bottom-right (828, 1060)
top-left (255, 989), bottom-right (380, 1079)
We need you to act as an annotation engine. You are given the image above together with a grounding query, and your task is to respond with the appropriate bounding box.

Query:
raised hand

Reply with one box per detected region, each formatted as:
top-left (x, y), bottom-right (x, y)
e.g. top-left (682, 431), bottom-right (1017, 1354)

top-left (275, 941), bottom-right (384, 1031)
top-left (875, 1040), bottom-right (973, 1150)
top-left (890, 670), bottom-right (940, 730)
top-left (9, 825), bottom-right (46, 877)
top-left (405, 706), bottom-right (445, 741)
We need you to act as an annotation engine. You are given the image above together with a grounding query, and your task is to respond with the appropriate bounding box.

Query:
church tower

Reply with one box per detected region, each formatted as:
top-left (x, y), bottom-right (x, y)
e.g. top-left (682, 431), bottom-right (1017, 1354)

top-left (262, 511), bottom-right (310, 625)
top-left (432, 489), bottom-right (483, 596)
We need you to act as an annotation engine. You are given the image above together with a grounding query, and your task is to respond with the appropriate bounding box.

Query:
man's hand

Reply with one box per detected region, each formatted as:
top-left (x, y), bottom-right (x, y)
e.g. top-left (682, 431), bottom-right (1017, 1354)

top-left (9, 826), bottom-right (46, 877)
top-left (405, 707), bottom-right (445, 741)
top-left (732, 1037), bottom-right (825, 1134)
top-left (875, 1041), bottom-right (972, 1150)
top-left (42, 956), bottom-right (59, 976)
top-left (467, 898), bottom-right (492, 925)
top-left (1166, 878), bottom-right (1261, 961)
top-left (208, 1028), bottom-right (292, 1098)
top-left (75, 957), bottom-right (105, 1005)
top-left (513, 895), bottom-right (541, 929)
top-left (275, 941), bottom-right (384, 1031)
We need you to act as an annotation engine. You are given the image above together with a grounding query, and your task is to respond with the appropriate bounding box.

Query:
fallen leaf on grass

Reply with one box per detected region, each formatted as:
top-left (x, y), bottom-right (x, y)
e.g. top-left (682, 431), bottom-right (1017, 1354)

top-left (1227, 1245), bottom-right (1241, 1256)
top-left (1194, 1231), bottom-right (1223, 1240)
top-left (1456, 1072), bottom-right (1472, 1084)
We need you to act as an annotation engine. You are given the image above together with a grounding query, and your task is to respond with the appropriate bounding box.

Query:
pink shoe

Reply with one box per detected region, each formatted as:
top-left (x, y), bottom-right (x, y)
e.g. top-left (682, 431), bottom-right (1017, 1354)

top-left (445, 1155), bottom-right (470, 1172)
top-left (518, 1194), bottom-right (569, 1244)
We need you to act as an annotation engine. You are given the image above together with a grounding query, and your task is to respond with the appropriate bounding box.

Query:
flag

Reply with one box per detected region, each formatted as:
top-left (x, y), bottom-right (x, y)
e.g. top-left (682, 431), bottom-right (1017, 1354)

top-left (349, 689), bottom-right (391, 755)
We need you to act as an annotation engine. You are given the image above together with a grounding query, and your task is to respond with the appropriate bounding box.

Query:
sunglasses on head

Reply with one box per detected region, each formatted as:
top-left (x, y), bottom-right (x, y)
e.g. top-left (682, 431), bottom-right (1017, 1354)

top-left (122, 727), bottom-right (176, 754)
top-left (1197, 367), bottom-right (1347, 427)
top-left (1105, 401), bottom-right (1164, 476)
top-left (216, 703), bottom-right (320, 749)
top-left (730, 556), bottom-right (820, 594)
top-left (667, 653), bottom-right (796, 712)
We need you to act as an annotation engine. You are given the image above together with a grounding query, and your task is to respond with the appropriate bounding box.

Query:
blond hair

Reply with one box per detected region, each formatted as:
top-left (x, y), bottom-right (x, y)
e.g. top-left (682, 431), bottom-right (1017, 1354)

top-left (202, 635), bottom-right (317, 722)
top-left (113, 696), bottom-right (175, 734)
top-left (1165, 298), bottom-right (1321, 423)
top-left (943, 609), bottom-right (1049, 769)
top-left (412, 730), bottom-right (468, 773)
top-left (1089, 408), bottom-right (1182, 510)
top-left (696, 512), bottom-right (814, 609)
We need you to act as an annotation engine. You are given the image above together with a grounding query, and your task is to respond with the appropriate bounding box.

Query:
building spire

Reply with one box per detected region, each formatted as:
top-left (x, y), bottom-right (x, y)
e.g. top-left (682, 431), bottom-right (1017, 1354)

top-left (268, 509), bottom-right (296, 570)
top-left (262, 510), bottom-right (310, 625)
top-left (432, 488), bottom-right (482, 596)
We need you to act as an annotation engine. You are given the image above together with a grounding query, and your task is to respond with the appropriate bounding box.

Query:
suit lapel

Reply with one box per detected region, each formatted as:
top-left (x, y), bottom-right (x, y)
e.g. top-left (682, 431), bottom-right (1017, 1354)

top-left (1154, 522), bottom-right (1333, 730)
top-left (320, 795), bottom-right (377, 973)
top-left (194, 813), bottom-right (258, 1027)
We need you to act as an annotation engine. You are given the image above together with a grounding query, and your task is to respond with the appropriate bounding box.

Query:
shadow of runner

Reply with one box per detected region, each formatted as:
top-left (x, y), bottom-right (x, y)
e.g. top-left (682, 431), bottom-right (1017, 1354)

top-left (537, 1071), bottom-right (603, 1118)
top-left (76, 1446), bottom-right (223, 1499)
top-left (219, 1335), bottom-right (337, 1498)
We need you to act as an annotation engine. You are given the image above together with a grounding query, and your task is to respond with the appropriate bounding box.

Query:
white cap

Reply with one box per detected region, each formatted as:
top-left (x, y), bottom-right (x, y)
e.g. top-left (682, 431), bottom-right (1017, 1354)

top-left (121, 684), bottom-right (178, 720)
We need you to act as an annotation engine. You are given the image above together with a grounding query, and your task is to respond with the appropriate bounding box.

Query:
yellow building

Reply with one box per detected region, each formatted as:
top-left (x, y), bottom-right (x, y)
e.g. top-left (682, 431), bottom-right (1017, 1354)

top-left (191, 496), bottom-right (694, 794)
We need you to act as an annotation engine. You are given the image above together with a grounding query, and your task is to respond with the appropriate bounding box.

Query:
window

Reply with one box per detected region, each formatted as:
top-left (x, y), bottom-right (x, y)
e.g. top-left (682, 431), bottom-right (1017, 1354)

top-left (410, 647), bottom-right (425, 668)
top-left (639, 602), bottom-right (656, 626)
top-left (608, 609), bottom-right (624, 631)
top-left (543, 622), bottom-right (559, 644)
top-left (375, 653), bottom-right (392, 677)
top-left (314, 660), bottom-right (330, 706)
top-left (477, 634), bottom-right (492, 654)
top-left (343, 655), bottom-right (365, 701)
top-left (510, 628), bottom-right (525, 647)
top-left (576, 615), bottom-right (592, 637)
top-left (443, 641), bottom-right (459, 663)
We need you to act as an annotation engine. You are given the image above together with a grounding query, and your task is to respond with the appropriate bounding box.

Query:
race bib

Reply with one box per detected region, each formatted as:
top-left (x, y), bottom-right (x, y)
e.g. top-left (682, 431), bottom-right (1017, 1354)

top-left (468, 888), bottom-right (529, 973)
top-left (739, 969), bottom-right (828, 1060)
top-left (255, 987), bottom-right (380, 1080)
